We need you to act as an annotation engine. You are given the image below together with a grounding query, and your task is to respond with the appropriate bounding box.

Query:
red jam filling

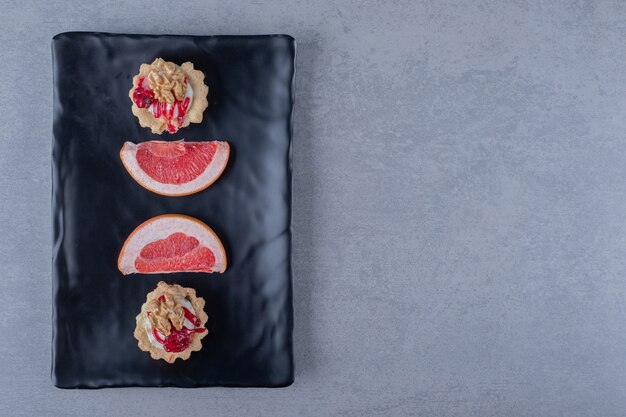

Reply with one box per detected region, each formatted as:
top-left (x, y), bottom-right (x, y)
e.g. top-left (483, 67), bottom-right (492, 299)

top-left (147, 296), bottom-right (206, 353)
top-left (132, 77), bottom-right (191, 133)
top-left (132, 77), bottom-right (155, 108)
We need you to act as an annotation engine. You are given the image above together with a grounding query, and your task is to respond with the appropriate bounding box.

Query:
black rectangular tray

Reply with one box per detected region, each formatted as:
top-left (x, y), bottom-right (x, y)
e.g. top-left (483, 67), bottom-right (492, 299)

top-left (52, 32), bottom-right (295, 388)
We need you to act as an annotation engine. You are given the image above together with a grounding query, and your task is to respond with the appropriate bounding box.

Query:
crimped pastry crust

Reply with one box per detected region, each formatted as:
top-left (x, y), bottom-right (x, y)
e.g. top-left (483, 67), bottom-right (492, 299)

top-left (134, 281), bottom-right (209, 363)
top-left (129, 60), bottom-right (209, 134)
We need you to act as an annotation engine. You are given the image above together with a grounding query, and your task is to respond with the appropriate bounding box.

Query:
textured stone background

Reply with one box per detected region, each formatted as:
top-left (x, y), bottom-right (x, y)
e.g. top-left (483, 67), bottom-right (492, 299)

top-left (2, 0), bottom-right (626, 416)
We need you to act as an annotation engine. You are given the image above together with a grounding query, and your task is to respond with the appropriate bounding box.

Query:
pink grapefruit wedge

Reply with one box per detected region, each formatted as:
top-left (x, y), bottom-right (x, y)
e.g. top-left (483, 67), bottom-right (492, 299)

top-left (120, 140), bottom-right (230, 197)
top-left (118, 214), bottom-right (227, 275)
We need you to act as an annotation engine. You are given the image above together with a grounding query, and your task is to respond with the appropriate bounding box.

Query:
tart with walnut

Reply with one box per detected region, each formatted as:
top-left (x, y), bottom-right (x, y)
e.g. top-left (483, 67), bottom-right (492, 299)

top-left (129, 58), bottom-right (209, 134)
top-left (134, 281), bottom-right (208, 363)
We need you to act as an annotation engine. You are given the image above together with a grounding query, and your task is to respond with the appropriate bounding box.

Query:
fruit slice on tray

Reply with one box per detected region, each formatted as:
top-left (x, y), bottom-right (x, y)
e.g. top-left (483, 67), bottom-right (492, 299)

top-left (118, 214), bottom-right (227, 275)
top-left (120, 140), bottom-right (230, 197)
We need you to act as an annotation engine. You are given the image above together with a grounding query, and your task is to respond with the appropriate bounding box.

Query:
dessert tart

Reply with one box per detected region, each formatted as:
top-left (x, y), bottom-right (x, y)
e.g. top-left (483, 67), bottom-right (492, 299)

top-left (134, 281), bottom-right (208, 363)
top-left (129, 58), bottom-right (209, 134)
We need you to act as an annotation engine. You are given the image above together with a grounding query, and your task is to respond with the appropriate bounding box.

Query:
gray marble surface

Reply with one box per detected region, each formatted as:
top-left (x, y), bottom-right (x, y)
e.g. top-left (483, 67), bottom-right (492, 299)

top-left (2, 0), bottom-right (626, 415)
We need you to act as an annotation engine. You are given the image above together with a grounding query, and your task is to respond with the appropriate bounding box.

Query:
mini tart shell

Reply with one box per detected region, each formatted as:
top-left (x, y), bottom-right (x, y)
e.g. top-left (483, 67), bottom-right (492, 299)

top-left (134, 281), bottom-right (209, 363)
top-left (129, 61), bottom-right (209, 134)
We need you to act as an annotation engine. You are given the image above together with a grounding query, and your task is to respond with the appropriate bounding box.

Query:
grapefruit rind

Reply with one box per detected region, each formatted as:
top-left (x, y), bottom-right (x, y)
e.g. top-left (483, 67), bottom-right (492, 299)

top-left (119, 141), bottom-right (230, 197)
top-left (118, 214), bottom-right (227, 275)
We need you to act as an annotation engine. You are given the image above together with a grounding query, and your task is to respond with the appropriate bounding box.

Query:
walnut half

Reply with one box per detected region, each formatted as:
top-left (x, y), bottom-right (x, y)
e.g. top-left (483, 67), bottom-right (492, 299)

top-left (146, 292), bottom-right (186, 336)
top-left (147, 58), bottom-right (186, 104)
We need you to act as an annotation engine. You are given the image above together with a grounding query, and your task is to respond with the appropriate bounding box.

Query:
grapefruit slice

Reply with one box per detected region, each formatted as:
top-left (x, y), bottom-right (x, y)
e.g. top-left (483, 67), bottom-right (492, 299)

top-left (118, 214), bottom-right (227, 275)
top-left (120, 140), bottom-right (230, 197)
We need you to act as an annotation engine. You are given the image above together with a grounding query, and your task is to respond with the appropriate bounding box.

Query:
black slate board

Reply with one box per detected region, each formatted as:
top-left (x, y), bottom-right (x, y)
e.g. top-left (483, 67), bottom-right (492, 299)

top-left (52, 32), bottom-right (295, 388)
